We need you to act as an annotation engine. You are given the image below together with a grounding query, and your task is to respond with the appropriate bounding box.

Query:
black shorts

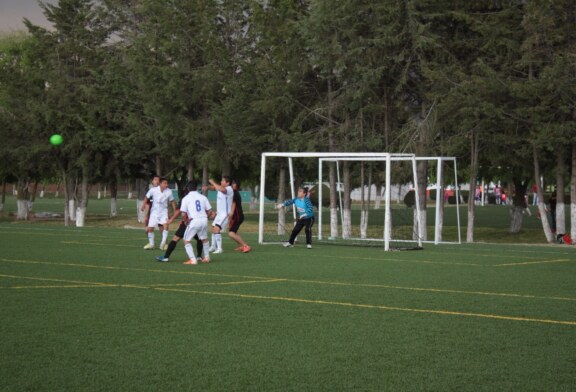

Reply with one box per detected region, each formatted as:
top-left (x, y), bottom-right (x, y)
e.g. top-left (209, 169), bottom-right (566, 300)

top-left (174, 221), bottom-right (186, 238)
top-left (229, 216), bottom-right (244, 233)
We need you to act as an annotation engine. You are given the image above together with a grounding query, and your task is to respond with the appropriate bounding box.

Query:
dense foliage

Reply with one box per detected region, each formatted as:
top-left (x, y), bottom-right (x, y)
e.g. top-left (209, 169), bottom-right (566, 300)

top-left (0, 1), bottom-right (574, 226)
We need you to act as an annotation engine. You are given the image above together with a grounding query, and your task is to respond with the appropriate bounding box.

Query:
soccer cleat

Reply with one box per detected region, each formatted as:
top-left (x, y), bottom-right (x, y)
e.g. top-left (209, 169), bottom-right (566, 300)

top-left (143, 243), bottom-right (154, 250)
top-left (307, 244), bottom-right (312, 249)
top-left (283, 242), bottom-right (293, 248)
top-left (213, 249), bottom-right (224, 254)
top-left (209, 246), bottom-right (216, 253)
top-left (242, 245), bottom-right (251, 253)
top-left (183, 259), bottom-right (198, 265)
top-left (201, 257), bottom-right (210, 263)
top-left (234, 246), bottom-right (244, 251)
top-left (156, 256), bottom-right (169, 262)
top-left (160, 243), bottom-right (168, 251)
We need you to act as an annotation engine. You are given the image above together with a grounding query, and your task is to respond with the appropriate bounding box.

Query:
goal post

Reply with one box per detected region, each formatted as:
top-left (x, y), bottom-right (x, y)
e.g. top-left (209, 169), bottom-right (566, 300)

top-left (258, 152), bottom-right (429, 250)
top-left (317, 154), bottom-right (423, 250)
top-left (416, 156), bottom-right (461, 245)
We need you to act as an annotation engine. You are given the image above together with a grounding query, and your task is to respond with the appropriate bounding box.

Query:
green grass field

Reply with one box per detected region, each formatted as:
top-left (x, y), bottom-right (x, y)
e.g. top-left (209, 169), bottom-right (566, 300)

top-left (1, 198), bottom-right (575, 391)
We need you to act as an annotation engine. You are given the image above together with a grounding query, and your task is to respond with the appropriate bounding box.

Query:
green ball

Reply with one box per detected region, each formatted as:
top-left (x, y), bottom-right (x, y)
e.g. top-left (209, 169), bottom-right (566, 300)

top-left (50, 134), bottom-right (63, 145)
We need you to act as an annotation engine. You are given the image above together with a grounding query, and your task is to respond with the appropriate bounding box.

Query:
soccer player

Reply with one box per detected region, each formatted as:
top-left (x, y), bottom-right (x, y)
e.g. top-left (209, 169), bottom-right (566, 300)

top-left (143, 178), bottom-right (176, 250)
top-left (276, 186), bottom-right (315, 249)
top-left (141, 175), bottom-right (160, 227)
top-left (228, 179), bottom-right (250, 253)
top-left (180, 179), bottom-right (213, 265)
top-left (155, 182), bottom-right (206, 263)
top-left (204, 176), bottom-right (233, 254)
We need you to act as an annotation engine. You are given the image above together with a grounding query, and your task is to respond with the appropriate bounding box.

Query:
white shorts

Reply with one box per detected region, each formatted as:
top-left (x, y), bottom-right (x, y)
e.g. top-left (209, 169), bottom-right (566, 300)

top-left (183, 219), bottom-right (208, 242)
top-left (148, 211), bottom-right (168, 228)
top-left (212, 212), bottom-right (229, 230)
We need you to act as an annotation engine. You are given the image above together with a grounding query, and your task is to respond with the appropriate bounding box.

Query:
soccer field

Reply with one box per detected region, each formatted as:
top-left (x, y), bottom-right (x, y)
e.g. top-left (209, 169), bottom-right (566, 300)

top-left (1, 223), bottom-right (575, 391)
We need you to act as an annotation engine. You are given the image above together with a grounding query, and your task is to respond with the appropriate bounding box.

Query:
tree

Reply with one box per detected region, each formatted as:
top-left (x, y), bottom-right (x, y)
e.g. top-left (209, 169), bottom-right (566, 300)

top-left (0, 32), bottom-right (55, 219)
top-left (23, 0), bottom-right (117, 226)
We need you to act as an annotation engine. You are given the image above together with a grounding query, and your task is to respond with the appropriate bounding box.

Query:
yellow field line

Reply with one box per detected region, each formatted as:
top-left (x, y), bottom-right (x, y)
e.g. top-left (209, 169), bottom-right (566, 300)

top-left (1, 285), bottom-right (113, 289)
top-left (1, 270), bottom-right (574, 326)
top-left (495, 259), bottom-right (571, 267)
top-left (147, 279), bottom-right (287, 287)
top-left (0, 229), bottom-right (136, 240)
top-left (0, 258), bottom-right (274, 280)
top-left (264, 252), bottom-right (485, 267)
top-left (0, 273), bottom-right (111, 286)
top-left (61, 241), bottom-right (141, 248)
top-left (291, 279), bottom-right (576, 302)
top-left (1, 257), bottom-right (574, 302)
top-left (432, 248), bottom-right (576, 257)
top-left (153, 287), bottom-right (576, 326)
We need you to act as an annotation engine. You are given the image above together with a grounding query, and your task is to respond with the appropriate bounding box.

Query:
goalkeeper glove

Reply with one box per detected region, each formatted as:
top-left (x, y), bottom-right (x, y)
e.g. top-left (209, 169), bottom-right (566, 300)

top-left (275, 203), bottom-right (284, 209)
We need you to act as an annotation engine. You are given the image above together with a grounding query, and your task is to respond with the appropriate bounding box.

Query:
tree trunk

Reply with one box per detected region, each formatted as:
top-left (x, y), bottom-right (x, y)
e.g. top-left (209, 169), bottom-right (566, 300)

top-left (571, 144), bottom-right (576, 244)
top-left (0, 179), bottom-right (5, 212)
top-left (277, 164), bottom-right (286, 235)
top-left (555, 147), bottom-right (566, 235)
top-left (54, 179), bottom-right (61, 198)
top-left (383, 88), bottom-right (390, 149)
top-left (136, 178), bottom-right (148, 223)
top-left (62, 171), bottom-right (70, 226)
top-left (414, 103), bottom-right (433, 241)
top-left (509, 206), bottom-right (525, 233)
top-left (155, 155), bottom-right (162, 177)
top-left (533, 147), bottom-right (554, 241)
top-left (202, 166), bottom-right (209, 193)
top-left (466, 130), bottom-right (479, 243)
top-left (187, 163), bottom-right (194, 182)
top-left (415, 160), bottom-right (427, 241)
top-left (329, 164), bottom-right (339, 238)
top-left (110, 180), bottom-right (118, 217)
top-left (16, 180), bottom-right (29, 220)
top-left (374, 180), bottom-right (383, 209)
top-left (435, 161), bottom-right (445, 243)
top-left (342, 162), bottom-right (352, 239)
top-left (75, 175), bottom-right (89, 227)
top-left (509, 178), bottom-right (529, 234)
top-left (67, 175), bottom-right (77, 223)
top-left (360, 162), bottom-right (366, 238)
top-left (28, 181), bottom-right (37, 212)
top-left (327, 79), bottom-right (339, 239)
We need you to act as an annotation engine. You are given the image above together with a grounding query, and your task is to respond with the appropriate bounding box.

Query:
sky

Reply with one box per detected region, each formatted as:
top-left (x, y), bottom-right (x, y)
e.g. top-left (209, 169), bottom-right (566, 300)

top-left (0, 0), bottom-right (55, 33)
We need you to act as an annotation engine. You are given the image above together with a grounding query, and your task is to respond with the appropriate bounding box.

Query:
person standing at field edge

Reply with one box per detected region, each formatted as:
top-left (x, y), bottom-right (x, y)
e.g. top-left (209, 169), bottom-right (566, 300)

top-left (276, 186), bottom-right (315, 249)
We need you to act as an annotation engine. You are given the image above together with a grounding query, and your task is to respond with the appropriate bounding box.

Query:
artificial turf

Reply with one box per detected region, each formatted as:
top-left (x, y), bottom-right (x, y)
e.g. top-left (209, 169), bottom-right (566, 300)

top-left (1, 219), bottom-right (575, 391)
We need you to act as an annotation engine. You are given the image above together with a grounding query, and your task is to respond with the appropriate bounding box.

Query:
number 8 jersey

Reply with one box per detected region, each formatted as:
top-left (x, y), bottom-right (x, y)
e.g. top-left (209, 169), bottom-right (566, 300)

top-left (180, 191), bottom-right (212, 221)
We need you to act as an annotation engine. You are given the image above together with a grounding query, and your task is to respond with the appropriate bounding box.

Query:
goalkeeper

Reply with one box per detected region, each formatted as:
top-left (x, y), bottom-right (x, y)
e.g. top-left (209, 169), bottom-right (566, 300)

top-left (276, 187), bottom-right (315, 249)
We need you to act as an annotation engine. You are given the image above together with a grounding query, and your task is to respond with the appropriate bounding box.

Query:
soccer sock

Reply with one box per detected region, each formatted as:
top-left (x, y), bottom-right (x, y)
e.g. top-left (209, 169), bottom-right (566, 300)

top-left (148, 232), bottom-right (154, 246)
top-left (215, 233), bottom-right (222, 250)
top-left (165, 240), bottom-right (177, 258)
top-left (196, 240), bottom-right (203, 258)
top-left (184, 243), bottom-right (196, 261)
top-left (210, 234), bottom-right (216, 249)
top-left (161, 229), bottom-right (168, 245)
top-left (203, 242), bottom-right (210, 259)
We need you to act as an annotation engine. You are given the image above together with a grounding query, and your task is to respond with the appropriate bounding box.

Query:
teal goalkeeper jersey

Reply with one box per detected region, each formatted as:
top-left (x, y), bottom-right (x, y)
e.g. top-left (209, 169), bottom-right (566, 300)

top-left (283, 197), bottom-right (314, 220)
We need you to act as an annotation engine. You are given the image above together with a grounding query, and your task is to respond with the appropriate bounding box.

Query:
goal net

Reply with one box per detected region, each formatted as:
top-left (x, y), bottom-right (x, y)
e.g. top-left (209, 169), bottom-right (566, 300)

top-left (258, 152), bottom-right (425, 251)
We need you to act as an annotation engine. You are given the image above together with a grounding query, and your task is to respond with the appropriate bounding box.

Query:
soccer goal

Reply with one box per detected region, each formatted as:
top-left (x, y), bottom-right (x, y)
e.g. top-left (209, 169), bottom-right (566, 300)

top-left (258, 152), bottom-right (425, 251)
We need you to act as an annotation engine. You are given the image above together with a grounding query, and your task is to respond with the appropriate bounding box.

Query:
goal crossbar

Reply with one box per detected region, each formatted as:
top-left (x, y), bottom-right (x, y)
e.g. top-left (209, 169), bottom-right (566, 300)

top-left (318, 155), bottom-right (422, 250)
top-left (259, 152), bottom-right (428, 250)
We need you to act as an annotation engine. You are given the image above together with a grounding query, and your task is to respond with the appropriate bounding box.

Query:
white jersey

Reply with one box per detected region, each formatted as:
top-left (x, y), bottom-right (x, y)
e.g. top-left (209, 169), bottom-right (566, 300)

top-left (146, 186), bottom-right (174, 215)
top-left (181, 191), bottom-right (212, 221)
top-left (216, 185), bottom-right (234, 214)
